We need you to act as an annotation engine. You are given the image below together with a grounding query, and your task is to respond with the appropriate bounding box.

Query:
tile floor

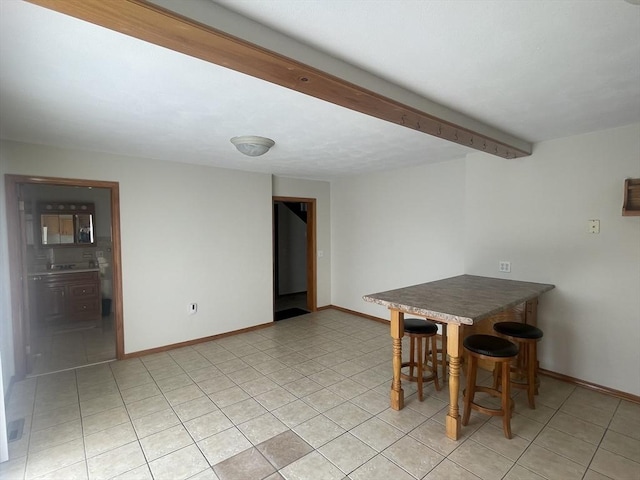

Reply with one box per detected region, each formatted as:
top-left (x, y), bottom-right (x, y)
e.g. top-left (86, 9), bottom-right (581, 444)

top-left (2, 309), bottom-right (639, 480)
top-left (30, 316), bottom-right (116, 376)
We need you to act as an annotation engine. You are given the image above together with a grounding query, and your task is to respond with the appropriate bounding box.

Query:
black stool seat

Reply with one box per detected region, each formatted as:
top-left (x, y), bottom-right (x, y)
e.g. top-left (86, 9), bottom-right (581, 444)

top-left (493, 322), bottom-right (543, 340)
top-left (404, 318), bottom-right (438, 335)
top-left (464, 334), bottom-right (519, 357)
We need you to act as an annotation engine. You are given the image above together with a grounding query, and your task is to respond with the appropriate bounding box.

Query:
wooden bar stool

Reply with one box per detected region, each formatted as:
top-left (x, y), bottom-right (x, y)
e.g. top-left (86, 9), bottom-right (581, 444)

top-left (493, 322), bottom-right (543, 409)
top-left (462, 334), bottom-right (519, 439)
top-left (429, 323), bottom-right (447, 381)
top-left (401, 318), bottom-right (441, 401)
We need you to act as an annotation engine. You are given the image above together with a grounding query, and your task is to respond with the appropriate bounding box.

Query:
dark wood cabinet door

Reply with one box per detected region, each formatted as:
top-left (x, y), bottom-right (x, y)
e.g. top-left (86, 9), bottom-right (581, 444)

top-left (39, 283), bottom-right (66, 323)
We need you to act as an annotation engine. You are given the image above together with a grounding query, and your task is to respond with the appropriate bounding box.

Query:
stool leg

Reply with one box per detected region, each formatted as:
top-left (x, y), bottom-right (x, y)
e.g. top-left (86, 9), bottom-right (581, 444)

top-left (500, 361), bottom-right (513, 439)
top-left (417, 335), bottom-right (424, 401)
top-left (462, 355), bottom-right (476, 426)
top-left (409, 336), bottom-right (416, 379)
top-left (492, 364), bottom-right (500, 390)
top-left (527, 342), bottom-right (536, 409)
top-left (431, 335), bottom-right (440, 391)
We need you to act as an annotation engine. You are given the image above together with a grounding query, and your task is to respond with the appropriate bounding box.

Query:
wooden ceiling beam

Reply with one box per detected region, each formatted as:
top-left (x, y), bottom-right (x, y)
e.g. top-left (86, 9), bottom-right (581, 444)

top-left (26, 0), bottom-right (531, 159)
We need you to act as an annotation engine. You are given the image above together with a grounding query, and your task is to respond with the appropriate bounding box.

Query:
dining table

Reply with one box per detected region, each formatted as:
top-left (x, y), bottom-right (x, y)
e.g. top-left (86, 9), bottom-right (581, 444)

top-left (363, 274), bottom-right (555, 440)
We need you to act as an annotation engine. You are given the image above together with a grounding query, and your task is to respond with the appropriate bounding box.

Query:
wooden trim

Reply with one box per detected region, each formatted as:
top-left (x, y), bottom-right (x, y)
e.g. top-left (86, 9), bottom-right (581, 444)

top-left (3, 174), bottom-right (125, 380)
top-left (327, 305), bottom-right (389, 325)
top-left (25, 0), bottom-right (531, 160)
top-left (272, 197), bottom-right (317, 313)
top-left (123, 322), bottom-right (273, 359)
top-left (539, 368), bottom-right (640, 404)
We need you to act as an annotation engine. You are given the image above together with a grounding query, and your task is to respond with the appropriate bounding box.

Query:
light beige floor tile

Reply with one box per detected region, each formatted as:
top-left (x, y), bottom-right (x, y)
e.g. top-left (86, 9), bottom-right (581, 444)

top-left (111, 464), bottom-right (154, 480)
top-left (317, 432), bottom-right (376, 474)
top-left (533, 426), bottom-right (597, 466)
top-left (253, 386), bottom-right (298, 411)
top-left (382, 435), bottom-right (444, 478)
top-left (349, 454), bottom-right (414, 480)
top-left (616, 400), bottom-right (640, 420)
top-left (517, 444), bottom-right (586, 480)
top-left (279, 451), bottom-right (345, 480)
top-left (184, 410), bottom-right (233, 442)
top-left (148, 444), bottom-right (209, 480)
top-left (547, 411), bottom-right (605, 445)
top-left (84, 422), bottom-right (137, 459)
top-left (470, 423), bottom-right (530, 462)
top-left (25, 437), bottom-right (85, 480)
top-left (212, 447), bottom-right (275, 480)
top-left (78, 380), bottom-right (119, 402)
top-left (503, 465), bottom-right (547, 480)
top-left (126, 395), bottom-right (170, 420)
top-left (208, 386), bottom-right (250, 408)
top-left (424, 458), bottom-right (482, 479)
top-left (120, 383), bottom-right (161, 404)
top-left (221, 398), bottom-right (268, 424)
top-left (566, 387), bottom-right (620, 413)
top-left (272, 399), bottom-right (320, 428)
top-left (589, 448), bottom-right (640, 480)
top-left (350, 417), bottom-right (404, 452)
top-left (450, 439), bottom-right (514, 480)
top-left (87, 441), bottom-right (146, 480)
top-left (155, 373), bottom-right (193, 392)
top-left (114, 372), bottom-right (154, 391)
top-left (323, 402), bottom-right (372, 430)
top-left (227, 366), bottom-right (264, 383)
top-left (301, 388), bottom-right (346, 413)
top-left (139, 424), bottom-right (194, 461)
top-left (560, 400), bottom-right (615, 428)
top-left (350, 390), bottom-right (391, 415)
top-left (36, 460), bottom-right (88, 480)
top-left (307, 369), bottom-right (346, 387)
top-left (131, 408), bottom-right (179, 438)
top-left (80, 393), bottom-right (124, 418)
top-left (238, 376), bottom-right (279, 397)
top-left (186, 365), bottom-right (223, 383)
top-left (377, 406), bottom-right (429, 433)
top-left (82, 406), bottom-right (130, 436)
top-left (237, 412), bottom-right (288, 445)
top-left (197, 376), bottom-right (236, 395)
top-left (582, 469), bottom-right (616, 480)
top-left (197, 427), bottom-right (252, 465)
top-left (31, 403), bottom-right (80, 432)
top-left (409, 419), bottom-right (468, 456)
top-left (173, 395), bottom-right (219, 423)
top-left (608, 411), bottom-right (640, 441)
top-left (29, 419), bottom-right (82, 453)
top-left (162, 384), bottom-right (204, 406)
top-left (283, 377), bottom-right (324, 397)
top-left (293, 414), bottom-right (346, 449)
top-left (486, 413), bottom-right (543, 441)
top-left (0, 456), bottom-right (27, 480)
top-left (600, 429), bottom-right (640, 463)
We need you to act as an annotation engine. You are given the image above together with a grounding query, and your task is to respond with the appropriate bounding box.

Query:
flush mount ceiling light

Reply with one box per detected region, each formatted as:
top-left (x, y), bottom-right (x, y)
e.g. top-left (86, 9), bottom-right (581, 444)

top-left (230, 135), bottom-right (275, 157)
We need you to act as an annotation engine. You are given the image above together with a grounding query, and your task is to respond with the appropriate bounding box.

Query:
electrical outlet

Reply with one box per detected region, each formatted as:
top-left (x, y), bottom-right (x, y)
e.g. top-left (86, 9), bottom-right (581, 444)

top-left (188, 303), bottom-right (198, 315)
top-left (587, 219), bottom-right (600, 234)
top-left (499, 261), bottom-right (511, 273)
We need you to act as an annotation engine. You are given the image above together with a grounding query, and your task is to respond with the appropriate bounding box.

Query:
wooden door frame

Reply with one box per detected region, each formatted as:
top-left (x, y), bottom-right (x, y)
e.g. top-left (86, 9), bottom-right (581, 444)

top-left (4, 174), bottom-right (124, 380)
top-left (272, 196), bottom-right (317, 312)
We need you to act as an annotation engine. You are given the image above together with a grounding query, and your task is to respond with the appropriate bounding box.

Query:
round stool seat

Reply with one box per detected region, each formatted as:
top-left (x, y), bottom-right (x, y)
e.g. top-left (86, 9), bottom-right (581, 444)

top-left (404, 318), bottom-right (438, 335)
top-left (464, 334), bottom-right (519, 358)
top-left (493, 322), bottom-right (543, 340)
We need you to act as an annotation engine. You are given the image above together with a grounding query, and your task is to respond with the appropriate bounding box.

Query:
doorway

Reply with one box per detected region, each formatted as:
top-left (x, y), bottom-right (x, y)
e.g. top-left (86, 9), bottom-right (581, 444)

top-left (272, 197), bottom-right (316, 320)
top-left (5, 175), bottom-right (124, 380)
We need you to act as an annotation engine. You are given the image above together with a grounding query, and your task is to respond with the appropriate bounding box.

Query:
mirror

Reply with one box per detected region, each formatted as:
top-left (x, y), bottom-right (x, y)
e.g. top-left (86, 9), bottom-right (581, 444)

top-left (38, 203), bottom-right (95, 246)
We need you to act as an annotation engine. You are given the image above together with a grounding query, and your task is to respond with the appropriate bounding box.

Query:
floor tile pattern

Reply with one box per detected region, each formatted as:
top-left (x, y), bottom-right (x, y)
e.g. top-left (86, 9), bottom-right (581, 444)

top-left (3, 310), bottom-right (639, 479)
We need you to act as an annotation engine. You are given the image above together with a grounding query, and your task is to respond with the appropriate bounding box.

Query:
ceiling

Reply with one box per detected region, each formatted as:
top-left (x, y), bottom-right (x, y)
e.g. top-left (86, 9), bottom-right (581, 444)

top-left (0, 0), bottom-right (638, 181)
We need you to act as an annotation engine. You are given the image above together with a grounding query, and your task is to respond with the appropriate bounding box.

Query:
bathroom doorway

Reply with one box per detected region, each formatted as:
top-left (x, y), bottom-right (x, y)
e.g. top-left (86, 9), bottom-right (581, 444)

top-left (5, 174), bottom-right (124, 379)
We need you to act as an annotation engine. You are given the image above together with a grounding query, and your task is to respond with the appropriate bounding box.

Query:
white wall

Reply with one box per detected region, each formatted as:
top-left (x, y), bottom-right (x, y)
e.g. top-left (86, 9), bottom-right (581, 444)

top-left (1, 140), bottom-right (274, 356)
top-left (330, 158), bottom-right (467, 318)
top-left (465, 124), bottom-right (640, 395)
top-left (272, 176), bottom-right (331, 307)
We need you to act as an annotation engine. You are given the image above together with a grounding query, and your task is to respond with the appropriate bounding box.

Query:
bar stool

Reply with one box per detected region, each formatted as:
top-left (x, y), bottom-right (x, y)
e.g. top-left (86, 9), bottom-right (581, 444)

top-left (493, 322), bottom-right (543, 409)
top-left (401, 318), bottom-right (440, 401)
top-left (426, 323), bottom-right (447, 381)
top-left (462, 334), bottom-right (519, 439)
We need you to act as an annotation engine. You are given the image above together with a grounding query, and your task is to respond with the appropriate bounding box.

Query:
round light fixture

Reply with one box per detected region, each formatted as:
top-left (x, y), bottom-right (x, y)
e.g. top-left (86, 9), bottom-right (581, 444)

top-left (230, 135), bottom-right (275, 157)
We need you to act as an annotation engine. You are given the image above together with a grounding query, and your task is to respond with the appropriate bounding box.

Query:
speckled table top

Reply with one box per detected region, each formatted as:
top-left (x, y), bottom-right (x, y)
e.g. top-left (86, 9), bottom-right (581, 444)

top-left (363, 275), bottom-right (555, 325)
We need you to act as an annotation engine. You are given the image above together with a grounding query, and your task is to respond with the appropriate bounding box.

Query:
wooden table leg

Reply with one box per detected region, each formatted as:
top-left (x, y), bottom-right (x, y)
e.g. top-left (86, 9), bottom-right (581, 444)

top-left (445, 323), bottom-right (462, 440)
top-left (390, 309), bottom-right (404, 410)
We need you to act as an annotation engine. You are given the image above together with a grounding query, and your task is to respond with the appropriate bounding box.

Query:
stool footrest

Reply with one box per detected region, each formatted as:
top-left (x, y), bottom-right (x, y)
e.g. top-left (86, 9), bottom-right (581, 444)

top-left (464, 386), bottom-right (514, 417)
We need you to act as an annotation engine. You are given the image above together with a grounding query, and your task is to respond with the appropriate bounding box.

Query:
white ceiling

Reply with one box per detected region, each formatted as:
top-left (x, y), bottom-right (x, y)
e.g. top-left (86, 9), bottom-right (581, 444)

top-left (1, 0), bottom-right (638, 180)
